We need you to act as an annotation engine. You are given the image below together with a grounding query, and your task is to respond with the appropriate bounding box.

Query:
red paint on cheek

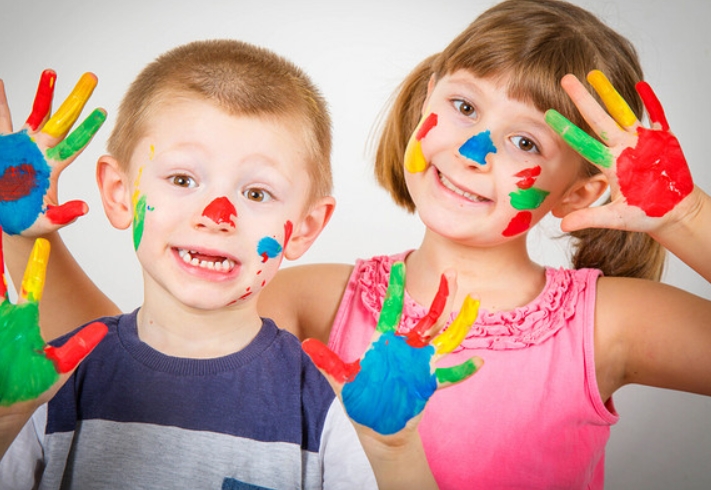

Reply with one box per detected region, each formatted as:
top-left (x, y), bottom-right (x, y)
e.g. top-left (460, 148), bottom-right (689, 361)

top-left (0, 164), bottom-right (37, 202)
top-left (202, 197), bottom-right (237, 226)
top-left (284, 220), bottom-right (293, 245)
top-left (416, 113), bottom-right (438, 140)
top-left (514, 166), bottom-right (541, 189)
top-left (502, 211), bottom-right (532, 237)
top-left (617, 128), bottom-right (693, 217)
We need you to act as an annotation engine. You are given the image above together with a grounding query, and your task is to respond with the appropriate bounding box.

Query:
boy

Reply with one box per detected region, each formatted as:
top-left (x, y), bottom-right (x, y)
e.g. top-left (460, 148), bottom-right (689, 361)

top-left (0, 39), bottom-right (381, 489)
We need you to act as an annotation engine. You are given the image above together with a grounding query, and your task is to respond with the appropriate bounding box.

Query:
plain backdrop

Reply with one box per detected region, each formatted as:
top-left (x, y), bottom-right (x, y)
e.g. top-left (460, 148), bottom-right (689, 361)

top-left (1, 0), bottom-right (710, 487)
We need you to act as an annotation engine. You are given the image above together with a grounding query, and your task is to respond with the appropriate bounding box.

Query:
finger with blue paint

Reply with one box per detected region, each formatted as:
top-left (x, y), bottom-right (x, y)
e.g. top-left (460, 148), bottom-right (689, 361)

top-left (545, 71), bottom-right (693, 232)
top-left (0, 70), bottom-right (106, 236)
top-left (303, 261), bottom-right (483, 435)
top-left (0, 228), bottom-right (108, 406)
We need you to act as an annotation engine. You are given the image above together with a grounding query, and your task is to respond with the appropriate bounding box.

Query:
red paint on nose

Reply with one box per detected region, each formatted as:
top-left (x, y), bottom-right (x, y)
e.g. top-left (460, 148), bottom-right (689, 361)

top-left (202, 197), bottom-right (237, 227)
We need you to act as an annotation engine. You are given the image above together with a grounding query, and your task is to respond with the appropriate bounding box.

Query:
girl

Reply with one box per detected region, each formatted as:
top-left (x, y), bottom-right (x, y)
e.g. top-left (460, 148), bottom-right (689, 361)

top-left (2, 0), bottom-right (710, 488)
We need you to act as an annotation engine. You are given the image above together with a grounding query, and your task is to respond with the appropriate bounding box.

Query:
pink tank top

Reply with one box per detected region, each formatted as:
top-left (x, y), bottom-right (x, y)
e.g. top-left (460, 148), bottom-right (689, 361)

top-left (329, 252), bottom-right (618, 489)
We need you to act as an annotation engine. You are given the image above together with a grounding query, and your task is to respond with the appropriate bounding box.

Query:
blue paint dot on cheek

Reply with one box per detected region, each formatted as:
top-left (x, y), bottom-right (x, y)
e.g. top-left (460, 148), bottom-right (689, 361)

top-left (257, 236), bottom-right (283, 261)
top-left (459, 130), bottom-right (497, 165)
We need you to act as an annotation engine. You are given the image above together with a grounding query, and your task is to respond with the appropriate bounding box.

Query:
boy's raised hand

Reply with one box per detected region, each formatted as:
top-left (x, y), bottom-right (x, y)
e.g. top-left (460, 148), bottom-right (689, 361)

top-left (0, 230), bottom-right (107, 408)
top-left (303, 261), bottom-right (483, 436)
top-left (0, 70), bottom-right (106, 236)
top-left (545, 70), bottom-right (695, 233)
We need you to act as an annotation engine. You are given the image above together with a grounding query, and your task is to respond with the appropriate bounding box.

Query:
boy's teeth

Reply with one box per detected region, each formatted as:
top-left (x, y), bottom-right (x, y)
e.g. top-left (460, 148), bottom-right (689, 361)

top-left (438, 172), bottom-right (487, 202)
top-left (178, 249), bottom-right (235, 272)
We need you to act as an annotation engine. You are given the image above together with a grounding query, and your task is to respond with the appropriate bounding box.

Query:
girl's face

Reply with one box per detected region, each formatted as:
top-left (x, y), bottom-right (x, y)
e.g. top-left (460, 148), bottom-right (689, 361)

top-left (404, 70), bottom-right (586, 247)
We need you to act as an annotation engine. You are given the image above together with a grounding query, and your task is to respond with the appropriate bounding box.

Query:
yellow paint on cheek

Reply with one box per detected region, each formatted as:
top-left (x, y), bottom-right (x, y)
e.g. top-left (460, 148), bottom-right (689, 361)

top-left (132, 166), bottom-right (144, 211)
top-left (432, 296), bottom-right (480, 355)
top-left (404, 137), bottom-right (428, 173)
top-left (587, 70), bottom-right (637, 128)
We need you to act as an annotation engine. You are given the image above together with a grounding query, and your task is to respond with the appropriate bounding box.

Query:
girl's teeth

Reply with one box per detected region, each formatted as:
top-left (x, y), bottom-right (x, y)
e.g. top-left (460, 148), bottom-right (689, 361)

top-left (178, 249), bottom-right (235, 272)
top-left (439, 172), bottom-right (488, 202)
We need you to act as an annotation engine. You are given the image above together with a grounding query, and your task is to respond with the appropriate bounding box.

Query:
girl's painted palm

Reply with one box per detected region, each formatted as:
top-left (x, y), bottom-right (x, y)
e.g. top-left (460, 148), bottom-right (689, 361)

top-left (0, 70), bottom-right (106, 235)
top-left (545, 70), bottom-right (693, 232)
top-left (0, 232), bottom-right (107, 406)
top-left (303, 262), bottom-right (483, 435)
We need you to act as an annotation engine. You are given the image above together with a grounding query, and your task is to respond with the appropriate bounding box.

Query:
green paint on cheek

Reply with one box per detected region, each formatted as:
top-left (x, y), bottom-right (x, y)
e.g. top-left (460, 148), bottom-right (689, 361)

top-left (133, 194), bottom-right (147, 251)
top-left (435, 358), bottom-right (478, 385)
top-left (0, 302), bottom-right (59, 405)
top-left (509, 187), bottom-right (550, 210)
top-left (545, 110), bottom-right (614, 168)
top-left (46, 109), bottom-right (107, 162)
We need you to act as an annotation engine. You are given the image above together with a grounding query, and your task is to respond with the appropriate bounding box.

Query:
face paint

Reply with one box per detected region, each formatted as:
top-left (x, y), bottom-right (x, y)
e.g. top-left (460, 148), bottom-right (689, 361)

top-left (132, 167), bottom-right (147, 251)
top-left (201, 196), bottom-right (237, 227)
top-left (41, 73), bottom-right (98, 138)
top-left (617, 127), bottom-right (693, 217)
top-left (404, 113), bottom-right (438, 173)
top-left (514, 166), bottom-right (541, 190)
top-left (509, 187), bottom-right (550, 210)
top-left (257, 236), bottom-right (282, 263)
top-left (458, 130), bottom-right (497, 165)
top-left (0, 131), bottom-right (51, 235)
top-left (46, 109), bottom-right (106, 162)
top-left (502, 211), bottom-right (532, 237)
top-left (25, 69), bottom-right (56, 131)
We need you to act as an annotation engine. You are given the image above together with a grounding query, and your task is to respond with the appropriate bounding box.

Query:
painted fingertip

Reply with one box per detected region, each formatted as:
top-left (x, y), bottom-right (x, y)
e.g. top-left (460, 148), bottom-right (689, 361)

top-left (42, 72), bottom-right (99, 138)
top-left (636, 81), bottom-right (669, 132)
top-left (587, 70), bottom-right (637, 128)
top-left (20, 238), bottom-right (50, 302)
top-left (26, 69), bottom-right (57, 131)
top-left (43, 321), bottom-right (108, 373)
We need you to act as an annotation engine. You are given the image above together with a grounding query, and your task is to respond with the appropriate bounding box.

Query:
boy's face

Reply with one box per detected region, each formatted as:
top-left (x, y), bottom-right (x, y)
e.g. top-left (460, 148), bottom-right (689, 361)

top-left (403, 70), bottom-right (585, 245)
top-left (125, 97), bottom-right (312, 311)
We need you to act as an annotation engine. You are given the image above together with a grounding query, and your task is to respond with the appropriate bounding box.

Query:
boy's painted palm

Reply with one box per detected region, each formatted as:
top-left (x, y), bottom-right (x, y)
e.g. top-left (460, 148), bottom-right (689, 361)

top-left (0, 231), bottom-right (107, 406)
top-left (545, 70), bottom-right (693, 231)
top-left (0, 70), bottom-right (106, 235)
top-left (303, 262), bottom-right (483, 435)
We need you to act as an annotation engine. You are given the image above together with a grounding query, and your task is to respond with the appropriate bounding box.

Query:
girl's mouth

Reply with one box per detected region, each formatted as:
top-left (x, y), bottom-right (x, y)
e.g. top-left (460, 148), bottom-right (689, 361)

top-left (177, 248), bottom-right (236, 272)
top-left (438, 171), bottom-right (490, 203)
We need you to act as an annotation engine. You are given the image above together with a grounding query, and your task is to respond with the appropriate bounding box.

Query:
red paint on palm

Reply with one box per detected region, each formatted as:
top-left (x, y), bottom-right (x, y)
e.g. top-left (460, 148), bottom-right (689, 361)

top-left (0, 164), bottom-right (37, 202)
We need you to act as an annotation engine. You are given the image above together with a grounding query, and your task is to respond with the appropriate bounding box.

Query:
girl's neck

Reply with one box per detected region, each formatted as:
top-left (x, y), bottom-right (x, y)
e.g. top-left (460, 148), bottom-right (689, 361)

top-left (405, 231), bottom-right (546, 313)
top-left (136, 292), bottom-right (262, 359)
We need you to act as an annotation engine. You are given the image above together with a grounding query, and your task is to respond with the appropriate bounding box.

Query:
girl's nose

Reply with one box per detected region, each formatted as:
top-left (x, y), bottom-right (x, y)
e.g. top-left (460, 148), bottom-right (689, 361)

top-left (458, 130), bottom-right (497, 168)
top-left (199, 196), bottom-right (237, 231)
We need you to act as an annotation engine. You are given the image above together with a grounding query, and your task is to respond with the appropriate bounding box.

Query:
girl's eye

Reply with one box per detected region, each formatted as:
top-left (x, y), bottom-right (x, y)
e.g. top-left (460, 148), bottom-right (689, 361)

top-left (453, 99), bottom-right (477, 118)
top-left (511, 136), bottom-right (540, 154)
top-left (244, 188), bottom-right (273, 202)
top-left (171, 175), bottom-right (196, 188)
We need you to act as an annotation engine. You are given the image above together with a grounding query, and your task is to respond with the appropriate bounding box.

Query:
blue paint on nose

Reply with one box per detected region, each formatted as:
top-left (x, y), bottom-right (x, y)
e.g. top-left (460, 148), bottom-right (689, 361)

top-left (459, 130), bottom-right (497, 165)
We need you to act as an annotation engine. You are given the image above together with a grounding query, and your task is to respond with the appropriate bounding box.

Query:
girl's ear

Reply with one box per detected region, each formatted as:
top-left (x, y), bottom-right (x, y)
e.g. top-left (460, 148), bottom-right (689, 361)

top-left (283, 196), bottom-right (336, 261)
top-left (96, 155), bottom-right (133, 230)
top-left (552, 173), bottom-right (608, 218)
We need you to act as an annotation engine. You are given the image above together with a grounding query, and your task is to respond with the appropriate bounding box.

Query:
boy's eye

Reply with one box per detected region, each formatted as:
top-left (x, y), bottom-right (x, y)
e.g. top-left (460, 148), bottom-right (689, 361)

top-left (244, 188), bottom-right (272, 202)
top-left (171, 175), bottom-right (196, 188)
top-left (453, 99), bottom-right (477, 117)
top-left (511, 136), bottom-right (539, 153)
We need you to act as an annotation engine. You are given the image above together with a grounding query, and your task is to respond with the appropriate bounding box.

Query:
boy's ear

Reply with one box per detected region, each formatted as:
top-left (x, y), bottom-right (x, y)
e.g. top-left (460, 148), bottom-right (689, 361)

top-left (96, 155), bottom-right (133, 230)
top-left (283, 196), bottom-right (336, 261)
top-left (552, 173), bottom-right (608, 218)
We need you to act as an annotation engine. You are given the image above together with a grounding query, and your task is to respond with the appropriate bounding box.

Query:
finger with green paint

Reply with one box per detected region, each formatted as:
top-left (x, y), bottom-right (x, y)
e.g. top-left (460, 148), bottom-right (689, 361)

top-left (0, 70), bottom-right (107, 236)
top-left (303, 261), bottom-right (484, 435)
top-left (0, 230), bottom-right (108, 407)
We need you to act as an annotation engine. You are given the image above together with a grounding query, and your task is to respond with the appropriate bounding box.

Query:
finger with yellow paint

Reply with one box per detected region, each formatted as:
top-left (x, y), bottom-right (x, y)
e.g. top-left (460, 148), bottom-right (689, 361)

top-left (42, 72), bottom-right (98, 138)
top-left (19, 238), bottom-right (49, 303)
top-left (587, 70), bottom-right (638, 129)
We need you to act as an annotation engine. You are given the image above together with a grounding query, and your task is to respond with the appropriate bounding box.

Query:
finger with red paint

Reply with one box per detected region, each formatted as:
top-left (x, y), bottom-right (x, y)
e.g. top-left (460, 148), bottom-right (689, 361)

top-left (0, 231), bottom-right (108, 407)
top-left (545, 70), bottom-right (694, 233)
top-left (303, 262), bottom-right (483, 436)
top-left (0, 70), bottom-right (107, 236)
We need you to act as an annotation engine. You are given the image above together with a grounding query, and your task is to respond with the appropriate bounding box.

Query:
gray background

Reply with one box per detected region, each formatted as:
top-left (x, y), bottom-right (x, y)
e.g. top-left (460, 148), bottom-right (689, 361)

top-left (1, 0), bottom-right (709, 487)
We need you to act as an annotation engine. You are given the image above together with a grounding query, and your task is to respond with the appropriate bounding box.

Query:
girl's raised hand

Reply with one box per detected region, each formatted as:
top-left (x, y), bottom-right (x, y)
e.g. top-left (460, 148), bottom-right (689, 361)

top-left (545, 70), bottom-right (694, 233)
top-left (0, 70), bottom-right (106, 236)
top-left (302, 261), bottom-right (483, 437)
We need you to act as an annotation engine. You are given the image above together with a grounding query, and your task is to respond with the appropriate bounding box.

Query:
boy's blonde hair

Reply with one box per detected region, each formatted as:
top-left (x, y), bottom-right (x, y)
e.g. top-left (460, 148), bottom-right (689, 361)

top-left (107, 39), bottom-right (332, 204)
top-left (375, 0), bottom-right (665, 280)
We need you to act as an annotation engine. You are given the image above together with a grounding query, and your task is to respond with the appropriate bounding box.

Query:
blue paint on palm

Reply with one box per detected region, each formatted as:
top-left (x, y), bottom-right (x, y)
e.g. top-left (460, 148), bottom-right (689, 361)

top-left (257, 236), bottom-right (282, 261)
top-left (342, 331), bottom-right (437, 435)
top-left (0, 131), bottom-right (51, 234)
top-left (459, 130), bottom-right (497, 165)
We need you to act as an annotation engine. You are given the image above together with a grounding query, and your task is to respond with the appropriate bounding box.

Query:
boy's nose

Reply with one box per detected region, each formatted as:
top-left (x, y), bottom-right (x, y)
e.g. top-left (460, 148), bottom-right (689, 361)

top-left (458, 130), bottom-right (497, 168)
top-left (199, 196), bottom-right (237, 231)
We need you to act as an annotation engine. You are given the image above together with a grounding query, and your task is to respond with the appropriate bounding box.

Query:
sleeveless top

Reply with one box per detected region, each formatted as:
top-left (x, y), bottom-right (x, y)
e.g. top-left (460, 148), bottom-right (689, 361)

top-left (329, 252), bottom-right (618, 489)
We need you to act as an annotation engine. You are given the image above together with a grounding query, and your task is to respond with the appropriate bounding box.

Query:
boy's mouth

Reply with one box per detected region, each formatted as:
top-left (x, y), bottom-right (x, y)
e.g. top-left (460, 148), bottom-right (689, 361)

top-left (438, 171), bottom-right (490, 203)
top-left (177, 248), bottom-right (236, 272)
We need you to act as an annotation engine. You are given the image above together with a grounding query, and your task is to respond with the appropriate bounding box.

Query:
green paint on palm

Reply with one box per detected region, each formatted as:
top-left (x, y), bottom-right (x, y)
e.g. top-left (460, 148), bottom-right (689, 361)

top-left (47, 109), bottom-right (107, 161)
top-left (376, 261), bottom-right (405, 333)
top-left (133, 194), bottom-right (147, 251)
top-left (545, 110), bottom-right (614, 168)
top-left (0, 301), bottom-right (58, 405)
top-left (435, 358), bottom-right (478, 385)
top-left (509, 187), bottom-right (550, 210)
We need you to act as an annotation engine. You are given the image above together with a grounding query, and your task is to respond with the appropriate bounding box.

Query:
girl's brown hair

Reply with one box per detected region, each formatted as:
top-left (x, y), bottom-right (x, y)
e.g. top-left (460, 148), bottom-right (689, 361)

top-left (375, 0), bottom-right (665, 280)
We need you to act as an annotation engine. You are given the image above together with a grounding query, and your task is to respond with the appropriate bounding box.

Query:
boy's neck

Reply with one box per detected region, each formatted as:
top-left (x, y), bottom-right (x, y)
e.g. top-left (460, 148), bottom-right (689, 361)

top-left (136, 293), bottom-right (263, 359)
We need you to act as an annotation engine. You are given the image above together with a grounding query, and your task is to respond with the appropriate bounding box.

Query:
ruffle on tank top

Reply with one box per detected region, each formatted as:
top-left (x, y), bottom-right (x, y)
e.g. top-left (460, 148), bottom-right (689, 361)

top-left (357, 255), bottom-right (588, 351)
